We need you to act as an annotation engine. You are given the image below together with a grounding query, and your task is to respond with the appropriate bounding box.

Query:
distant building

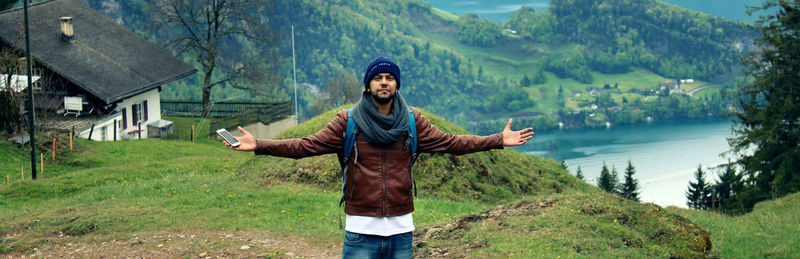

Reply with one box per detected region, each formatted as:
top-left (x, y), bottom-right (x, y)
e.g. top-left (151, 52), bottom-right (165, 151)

top-left (0, 0), bottom-right (195, 141)
top-left (660, 81), bottom-right (678, 90)
top-left (670, 87), bottom-right (686, 95)
top-left (586, 86), bottom-right (600, 96)
top-left (659, 81), bottom-right (686, 95)
top-left (504, 25), bottom-right (517, 34)
top-left (680, 79), bottom-right (695, 84)
top-left (1, 74), bottom-right (40, 92)
top-left (572, 90), bottom-right (582, 97)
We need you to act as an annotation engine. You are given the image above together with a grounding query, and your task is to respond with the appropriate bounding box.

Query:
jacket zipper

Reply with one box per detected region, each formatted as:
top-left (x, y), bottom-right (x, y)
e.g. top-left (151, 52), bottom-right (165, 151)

top-left (382, 148), bottom-right (387, 217)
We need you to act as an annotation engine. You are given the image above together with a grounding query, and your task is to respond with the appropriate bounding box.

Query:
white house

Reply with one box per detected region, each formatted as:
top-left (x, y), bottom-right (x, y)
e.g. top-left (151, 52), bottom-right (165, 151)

top-left (0, 0), bottom-right (195, 141)
top-left (77, 88), bottom-right (163, 141)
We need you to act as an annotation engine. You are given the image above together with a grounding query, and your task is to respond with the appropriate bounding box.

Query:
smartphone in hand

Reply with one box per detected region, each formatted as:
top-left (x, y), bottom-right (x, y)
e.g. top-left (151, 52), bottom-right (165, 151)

top-left (216, 128), bottom-right (240, 147)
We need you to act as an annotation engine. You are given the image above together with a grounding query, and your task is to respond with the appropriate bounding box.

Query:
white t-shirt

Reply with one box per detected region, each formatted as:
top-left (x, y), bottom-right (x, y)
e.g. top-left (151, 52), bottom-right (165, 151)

top-left (345, 213), bottom-right (414, 236)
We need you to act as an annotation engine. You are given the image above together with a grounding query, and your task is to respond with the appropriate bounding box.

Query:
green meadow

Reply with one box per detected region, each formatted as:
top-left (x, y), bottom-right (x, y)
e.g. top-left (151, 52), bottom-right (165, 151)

top-left (1, 108), bottom-right (796, 257)
top-left (667, 193), bottom-right (800, 258)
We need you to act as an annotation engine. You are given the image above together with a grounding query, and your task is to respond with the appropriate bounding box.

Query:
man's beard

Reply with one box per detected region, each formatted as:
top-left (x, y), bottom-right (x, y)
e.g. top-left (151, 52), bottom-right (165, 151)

top-left (370, 90), bottom-right (395, 104)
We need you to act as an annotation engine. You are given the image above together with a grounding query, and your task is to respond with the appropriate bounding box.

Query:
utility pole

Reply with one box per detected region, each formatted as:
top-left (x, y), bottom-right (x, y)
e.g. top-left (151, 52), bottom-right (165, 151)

top-left (291, 25), bottom-right (298, 123)
top-left (24, 0), bottom-right (37, 179)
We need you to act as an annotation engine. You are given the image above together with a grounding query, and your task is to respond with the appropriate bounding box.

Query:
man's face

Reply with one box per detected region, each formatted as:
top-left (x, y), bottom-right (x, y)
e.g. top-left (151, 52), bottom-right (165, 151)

top-left (368, 73), bottom-right (397, 105)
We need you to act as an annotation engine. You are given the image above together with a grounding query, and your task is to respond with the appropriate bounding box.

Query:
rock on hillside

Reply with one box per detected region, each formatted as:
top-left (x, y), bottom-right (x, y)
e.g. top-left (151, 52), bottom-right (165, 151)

top-left (415, 192), bottom-right (711, 258)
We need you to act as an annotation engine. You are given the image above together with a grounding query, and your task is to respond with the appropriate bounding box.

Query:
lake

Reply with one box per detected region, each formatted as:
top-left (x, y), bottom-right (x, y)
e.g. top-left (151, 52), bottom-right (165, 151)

top-left (426, 0), bottom-right (550, 22)
top-left (426, 0), bottom-right (765, 23)
top-left (515, 118), bottom-right (735, 208)
top-left (425, 0), bottom-right (749, 207)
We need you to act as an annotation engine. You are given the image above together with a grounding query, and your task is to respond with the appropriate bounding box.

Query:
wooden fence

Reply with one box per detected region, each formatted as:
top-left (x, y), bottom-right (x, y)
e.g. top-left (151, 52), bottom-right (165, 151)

top-left (160, 100), bottom-right (292, 136)
top-left (208, 104), bottom-right (291, 136)
top-left (161, 100), bottom-right (291, 117)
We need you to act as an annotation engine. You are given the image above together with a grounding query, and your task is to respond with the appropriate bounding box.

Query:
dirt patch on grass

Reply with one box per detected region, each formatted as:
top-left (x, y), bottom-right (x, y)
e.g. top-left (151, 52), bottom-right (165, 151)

top-left (4, 230), bottom-right (341, 258)
top-left (413, 199), bottom-right (556, 257)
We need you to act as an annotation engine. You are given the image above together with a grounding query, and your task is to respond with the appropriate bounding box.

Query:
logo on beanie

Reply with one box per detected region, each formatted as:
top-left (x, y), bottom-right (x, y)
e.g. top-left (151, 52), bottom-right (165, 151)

top-left (367, 62), bottom-right (394, 75)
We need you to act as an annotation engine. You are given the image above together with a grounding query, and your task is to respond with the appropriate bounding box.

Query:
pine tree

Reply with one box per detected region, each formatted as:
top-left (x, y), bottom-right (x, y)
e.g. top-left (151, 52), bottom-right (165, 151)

top-left (712, 162), bottom-right (745, 213)
top-left (729, 0), bottom-right (800, 210)
top-left (597, 162), bottom-right (616, 193)
top-left (686, 165), bottom-right (711, 210)
top-left (620, 160), bottom-right (640, 201)
top-left (576, 166), bottom-right (585, 180)
top-left (560, 160), bottom-right (568, 170)
top-left (521, 75), bottom-right (531, 87)
top-left (611, 165), bottom-right (620, 195)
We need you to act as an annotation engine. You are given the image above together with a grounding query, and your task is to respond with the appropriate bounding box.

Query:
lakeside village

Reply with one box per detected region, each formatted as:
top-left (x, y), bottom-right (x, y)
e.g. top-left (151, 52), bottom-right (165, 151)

top-left (551, 78), bottom-right (725, 130)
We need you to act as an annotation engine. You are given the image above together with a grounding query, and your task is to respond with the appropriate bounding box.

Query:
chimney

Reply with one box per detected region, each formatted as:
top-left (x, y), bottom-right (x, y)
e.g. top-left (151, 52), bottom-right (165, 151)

top-left (60, 17), bottom-right (73, 42)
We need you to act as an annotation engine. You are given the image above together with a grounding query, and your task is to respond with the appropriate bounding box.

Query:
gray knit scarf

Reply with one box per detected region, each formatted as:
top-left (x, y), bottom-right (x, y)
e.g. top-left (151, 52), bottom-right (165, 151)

top-left (351, 91), bottom-right (410, 147)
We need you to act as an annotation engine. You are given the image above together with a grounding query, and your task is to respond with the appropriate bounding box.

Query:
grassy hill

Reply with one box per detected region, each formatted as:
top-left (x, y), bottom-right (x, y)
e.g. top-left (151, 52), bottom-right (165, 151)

top-left (4, 108), bottom-right (783, 257)
top-left (666, 193), bottom-right (800, 258)
top-left (269, 105), bottom-right (585, 202)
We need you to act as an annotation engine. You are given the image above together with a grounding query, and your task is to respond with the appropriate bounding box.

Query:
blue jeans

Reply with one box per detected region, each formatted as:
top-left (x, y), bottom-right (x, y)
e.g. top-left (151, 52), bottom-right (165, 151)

top-left (342, 231), bottom-right (413, 259)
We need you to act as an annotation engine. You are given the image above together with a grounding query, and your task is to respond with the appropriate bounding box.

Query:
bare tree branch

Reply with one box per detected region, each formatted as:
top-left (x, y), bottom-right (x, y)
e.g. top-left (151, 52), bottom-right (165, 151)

top-left (154, 0), bottom-right (284, 117)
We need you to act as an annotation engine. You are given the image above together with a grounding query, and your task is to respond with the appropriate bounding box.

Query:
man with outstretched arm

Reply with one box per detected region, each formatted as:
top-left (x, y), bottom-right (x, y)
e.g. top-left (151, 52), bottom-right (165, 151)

top-left (224, 56), bottom-right (533, 258)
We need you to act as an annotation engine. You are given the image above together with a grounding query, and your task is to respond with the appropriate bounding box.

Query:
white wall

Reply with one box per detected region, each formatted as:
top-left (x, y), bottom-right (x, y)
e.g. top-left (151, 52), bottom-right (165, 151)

top-left (116, 88), bottom-right (161, 139)
top-left (78, 88), bottom-right (162, 141)
top-left (78, 113), bottom-right (122, 141)
top-left (232, 115), bottom-right (297, 140)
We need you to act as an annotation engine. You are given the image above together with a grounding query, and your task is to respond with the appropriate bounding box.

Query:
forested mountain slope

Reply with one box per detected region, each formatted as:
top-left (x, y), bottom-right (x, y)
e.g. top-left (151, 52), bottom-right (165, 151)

top-left (544, 0), bottom-right (756, 81)
top-left (79, 0), bottom-right (755, 130)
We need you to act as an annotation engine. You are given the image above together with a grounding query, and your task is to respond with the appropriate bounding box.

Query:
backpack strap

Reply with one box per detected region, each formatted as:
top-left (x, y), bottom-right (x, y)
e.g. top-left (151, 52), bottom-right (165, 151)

top-left (338, 108), bottom-right (358, 229)
top-left (342, 109), bottom-right (358, 165)
top-left (407, 107), bottom-right (417, 154)
top-left (407, 107), bottom-right (418, 197)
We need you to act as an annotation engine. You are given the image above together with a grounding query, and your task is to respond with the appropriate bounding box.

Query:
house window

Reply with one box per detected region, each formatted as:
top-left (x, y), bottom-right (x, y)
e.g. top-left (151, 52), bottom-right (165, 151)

top-left (132, 103), bottom-right (142, 125)
top-left (31, 68), bottom-right (42, 90)
top-left (132, 101), bottom-right (148, 125)
top-left (122, 108), bottom-right (127, 129)
top-left (143, 100), bottom-right (148, 122)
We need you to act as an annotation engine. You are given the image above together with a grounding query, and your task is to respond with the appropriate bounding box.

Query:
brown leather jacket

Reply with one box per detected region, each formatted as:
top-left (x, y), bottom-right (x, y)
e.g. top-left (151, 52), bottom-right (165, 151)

top-left (254, 108), bottom-right (504, 217)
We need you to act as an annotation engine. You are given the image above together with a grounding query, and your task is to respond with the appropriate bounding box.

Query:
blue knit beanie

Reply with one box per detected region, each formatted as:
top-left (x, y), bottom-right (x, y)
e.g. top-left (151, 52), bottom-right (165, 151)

top-left (363, 56), bottom-right (401, 90)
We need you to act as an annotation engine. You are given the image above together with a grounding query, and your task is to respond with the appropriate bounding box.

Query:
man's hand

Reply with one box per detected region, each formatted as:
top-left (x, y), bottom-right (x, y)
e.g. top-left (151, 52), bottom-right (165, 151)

top-left (224, 126), bottom-right (257, 151)
top-left (502, 118), bottom-right (534, 147)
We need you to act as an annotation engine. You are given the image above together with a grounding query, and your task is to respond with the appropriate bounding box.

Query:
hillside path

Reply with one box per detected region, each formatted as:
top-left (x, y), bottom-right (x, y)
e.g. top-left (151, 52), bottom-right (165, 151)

top-left (688, 83), bottom-right (724, 96)
top-left (5, 230), bottom-right (341, 258)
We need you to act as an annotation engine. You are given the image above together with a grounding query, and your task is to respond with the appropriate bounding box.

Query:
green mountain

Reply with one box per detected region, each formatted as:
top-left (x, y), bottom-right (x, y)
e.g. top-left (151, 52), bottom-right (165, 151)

top-left (83, 0), bottom-right (754, 132)
top-left (544, 0), bottom-right (755, 80)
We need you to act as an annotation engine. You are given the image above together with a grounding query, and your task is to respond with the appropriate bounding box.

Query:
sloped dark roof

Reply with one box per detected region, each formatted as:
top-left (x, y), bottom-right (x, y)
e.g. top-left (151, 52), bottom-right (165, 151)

top-left (0, 0), bottom-right (195, 104)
